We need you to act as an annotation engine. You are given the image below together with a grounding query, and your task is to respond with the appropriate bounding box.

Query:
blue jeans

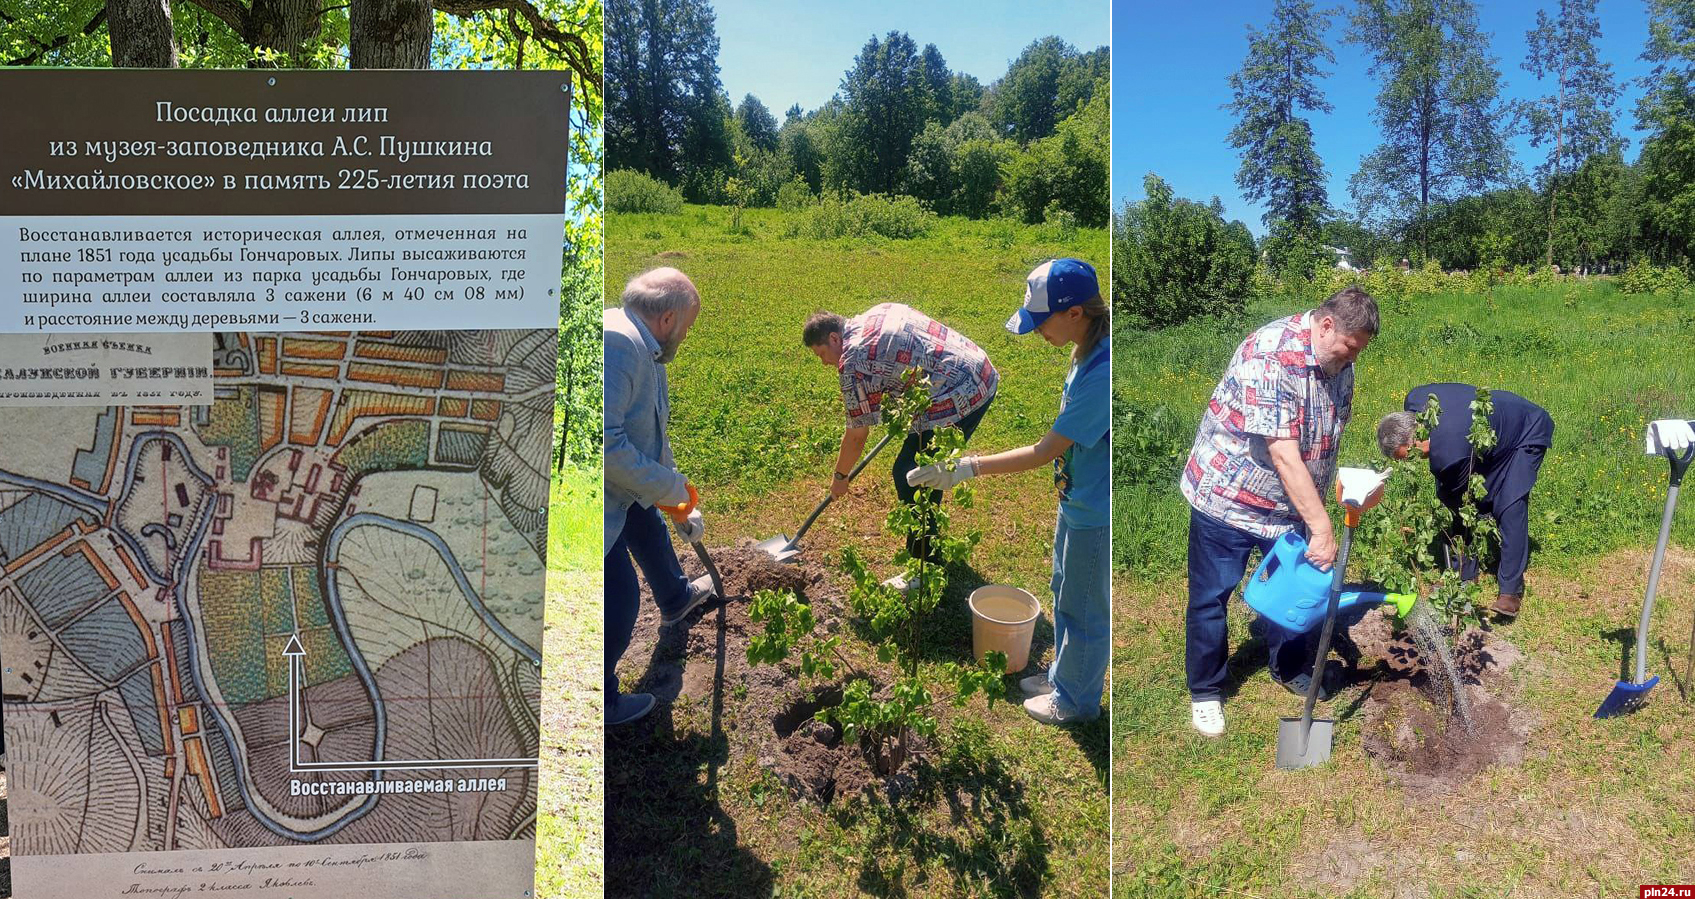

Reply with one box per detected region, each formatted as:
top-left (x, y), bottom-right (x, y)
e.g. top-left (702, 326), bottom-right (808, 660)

top-left (1186, 507), bottom-right (1324, 701)
top-left (605, 503), bottom-right (692, 704)
top-left (1047, 515), bottom-right (1109, 715)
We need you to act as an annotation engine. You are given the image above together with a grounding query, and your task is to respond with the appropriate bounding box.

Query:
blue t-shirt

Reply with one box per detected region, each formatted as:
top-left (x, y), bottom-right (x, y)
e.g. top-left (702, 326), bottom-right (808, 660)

top-left (1053, 338), bottom-right (1110, 528)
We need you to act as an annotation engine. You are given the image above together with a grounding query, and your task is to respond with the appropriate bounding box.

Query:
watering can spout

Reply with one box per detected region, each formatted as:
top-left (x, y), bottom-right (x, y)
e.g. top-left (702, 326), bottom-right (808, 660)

top-left (1383, 591), bottom-right (1417, 620)
top-left (1334, 589), bottom-right (1417, 620)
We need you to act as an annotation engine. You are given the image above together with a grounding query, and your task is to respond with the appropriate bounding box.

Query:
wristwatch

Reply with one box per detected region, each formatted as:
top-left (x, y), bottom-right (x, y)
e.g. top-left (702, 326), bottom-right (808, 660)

top-left (833, 470), bottom-right (849, 481)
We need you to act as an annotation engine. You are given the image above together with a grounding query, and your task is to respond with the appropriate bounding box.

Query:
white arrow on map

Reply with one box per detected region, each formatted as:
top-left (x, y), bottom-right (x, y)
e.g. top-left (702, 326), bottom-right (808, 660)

top-left (286, 632), bottom-right (539, 772)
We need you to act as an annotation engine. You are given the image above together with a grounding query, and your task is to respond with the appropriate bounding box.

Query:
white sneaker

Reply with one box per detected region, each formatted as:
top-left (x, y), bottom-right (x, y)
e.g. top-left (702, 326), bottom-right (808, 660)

top-left (1023, 692), bottom-right (1097, 725)
top-left (660, 575), bottom-right (718, 626)
top-left (1190, 700), bottom-right (1225, 738)
top-left (880, 574), bottom-right (912, 594)
top-left (1019, 674), bottom-right (1054, 697)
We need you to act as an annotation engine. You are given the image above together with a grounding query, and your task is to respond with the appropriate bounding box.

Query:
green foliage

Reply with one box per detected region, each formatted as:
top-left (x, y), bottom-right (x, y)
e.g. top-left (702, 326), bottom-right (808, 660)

top-left (1112, 175), bottom-right (1258, 328)
top-left (1225, 0), bottom-right (1334, 262)
top-left (1347, 0), bottom-right (1513, 253)
top-left (744, 374), bottom-right (1005, 776)
top-left (1635, 0), bottom-right (1695, 266)
top-left (1353, 391), bottom-right (1500, 630)
top-left (1001, 79), bottom-right (1110, 227)
top-left (786, 193), bottom-right (937, 240)
top-left (1617, 261), bottom-right (1693, 295)
top-left (1511, 0), bottom-right (1624, 267)
top-left (605, 0), bottom-right (728, 185)
top-left (606, 169), bottom-right (684, 215)
top-left (1112, 396), bottom-right (1191, 489)
top-left (989, 37), bottom-right (1106, 144)
top-left (775, 176), bottom-right (815, 212)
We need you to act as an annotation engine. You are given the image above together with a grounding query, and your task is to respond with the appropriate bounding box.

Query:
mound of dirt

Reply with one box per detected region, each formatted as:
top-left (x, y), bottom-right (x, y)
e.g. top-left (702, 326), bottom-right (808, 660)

top-left (708, 543), bottom-right (825, 599)
top-left (1347, 610), bottom-right (1532, 795)
top-left (617, 542), bottom-right (919, 807)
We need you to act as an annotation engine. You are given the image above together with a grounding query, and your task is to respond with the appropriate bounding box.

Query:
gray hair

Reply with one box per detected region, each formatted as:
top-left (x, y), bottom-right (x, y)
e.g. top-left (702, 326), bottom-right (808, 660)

top-left (1317, 285), bottom-right (1381, 337)
top-left (1376, 411), bottom-right (1416, 458)
top-left (621, 267), bottom-right (698, 320)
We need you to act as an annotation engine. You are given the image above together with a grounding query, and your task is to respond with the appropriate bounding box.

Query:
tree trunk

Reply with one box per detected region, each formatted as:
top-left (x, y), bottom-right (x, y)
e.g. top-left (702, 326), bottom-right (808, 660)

top-left (107, 0), bottom-right (178, 68)
top-left (249, 0), bottom-right (324, 64)
top-left (350, 0), bottom-right (432, 69)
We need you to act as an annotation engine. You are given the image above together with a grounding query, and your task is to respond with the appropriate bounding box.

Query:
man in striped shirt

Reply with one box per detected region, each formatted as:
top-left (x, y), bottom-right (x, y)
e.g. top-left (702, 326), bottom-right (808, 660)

top-left (1180, 287), bottom-right (1380, 738)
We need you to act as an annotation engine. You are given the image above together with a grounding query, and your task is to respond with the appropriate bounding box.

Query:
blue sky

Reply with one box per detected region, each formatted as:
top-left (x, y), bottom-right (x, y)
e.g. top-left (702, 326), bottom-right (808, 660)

top-left (713, 0), bottom-right (1110, 117)
top-left (1112, 0), bottom-right (1656, 234)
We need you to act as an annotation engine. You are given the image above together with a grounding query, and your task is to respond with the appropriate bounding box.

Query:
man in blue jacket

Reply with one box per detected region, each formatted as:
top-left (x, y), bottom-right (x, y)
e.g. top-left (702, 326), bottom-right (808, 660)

top-left (604, 267), bottom-right (717, 726)
top-left (1376, 383), bottom-right (1554, 620)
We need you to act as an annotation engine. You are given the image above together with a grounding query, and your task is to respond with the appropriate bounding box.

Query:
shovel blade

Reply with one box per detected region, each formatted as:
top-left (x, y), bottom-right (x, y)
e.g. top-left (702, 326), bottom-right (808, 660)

top-left (1594, 675), bottom-right (1658, 719)
top-left (753, 534), bottom-right (799, 563)
top-left (1275, 717), bottom-right (1334, 769)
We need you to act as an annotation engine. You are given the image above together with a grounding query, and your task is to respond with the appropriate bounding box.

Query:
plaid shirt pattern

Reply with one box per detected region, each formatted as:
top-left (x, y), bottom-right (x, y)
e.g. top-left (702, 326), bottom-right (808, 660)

top-left (838, 303), bottom-right (998, 430)
top-left (1180, 312), bottom-right (1355, 537)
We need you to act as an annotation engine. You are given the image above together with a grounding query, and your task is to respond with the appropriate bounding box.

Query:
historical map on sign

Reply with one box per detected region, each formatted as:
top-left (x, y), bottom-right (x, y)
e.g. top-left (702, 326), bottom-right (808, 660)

top-left (0, 329), bottom-right (553, 852)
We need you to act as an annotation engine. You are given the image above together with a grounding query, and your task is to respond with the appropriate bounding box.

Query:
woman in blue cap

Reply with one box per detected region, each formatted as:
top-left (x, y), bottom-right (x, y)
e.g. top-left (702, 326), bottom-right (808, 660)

top-left (907, 258), bottom-right (1110, 725)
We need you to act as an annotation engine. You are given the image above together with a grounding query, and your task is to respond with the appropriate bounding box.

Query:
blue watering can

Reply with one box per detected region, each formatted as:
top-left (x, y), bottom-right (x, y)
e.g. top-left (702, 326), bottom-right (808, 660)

top-left (1244, 532), bottom-right (1416, 634)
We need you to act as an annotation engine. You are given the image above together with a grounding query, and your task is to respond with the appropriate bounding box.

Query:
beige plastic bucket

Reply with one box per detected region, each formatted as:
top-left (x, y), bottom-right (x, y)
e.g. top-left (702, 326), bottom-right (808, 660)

top-left (968, 585), bottom-right (1041, 673)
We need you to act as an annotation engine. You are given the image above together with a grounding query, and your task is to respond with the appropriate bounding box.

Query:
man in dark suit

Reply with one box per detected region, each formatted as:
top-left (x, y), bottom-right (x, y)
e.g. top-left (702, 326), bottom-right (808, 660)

top-left (1375, 383), bottom-right (1554, 620)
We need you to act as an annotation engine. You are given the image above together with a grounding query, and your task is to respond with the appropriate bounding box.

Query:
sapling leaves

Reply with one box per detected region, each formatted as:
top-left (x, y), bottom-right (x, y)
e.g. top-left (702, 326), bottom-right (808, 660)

top-left (746, 372), bottom-right (1007, 776)
top-left (1354, 389), bottom-right (1501, 630)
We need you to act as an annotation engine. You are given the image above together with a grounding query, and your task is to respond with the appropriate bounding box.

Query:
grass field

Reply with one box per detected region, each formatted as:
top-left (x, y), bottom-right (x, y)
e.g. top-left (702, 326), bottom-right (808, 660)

top-left (1111, 283), bottom-right (1695, 896)
top-left (604, 204), bottom-right (1111, 897)
top-left (538, 463), bottom-right (603, 898)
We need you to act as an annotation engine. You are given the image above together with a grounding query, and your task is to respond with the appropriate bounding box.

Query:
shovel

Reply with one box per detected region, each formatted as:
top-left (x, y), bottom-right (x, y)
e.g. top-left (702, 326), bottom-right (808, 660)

top-left (1596, 429), bottom-right (1694, 718)
top-left (1277, 468), bottom-right (1384, 769)
top-left (657, 484), bottom-right (724, 598)
top-left (754, 432), bottom-right (895, 563)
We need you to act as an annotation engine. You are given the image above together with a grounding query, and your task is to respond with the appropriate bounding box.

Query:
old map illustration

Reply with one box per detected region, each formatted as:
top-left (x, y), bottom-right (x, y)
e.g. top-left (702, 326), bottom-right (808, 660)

top-left (0, 329), bottom-right (554, 852)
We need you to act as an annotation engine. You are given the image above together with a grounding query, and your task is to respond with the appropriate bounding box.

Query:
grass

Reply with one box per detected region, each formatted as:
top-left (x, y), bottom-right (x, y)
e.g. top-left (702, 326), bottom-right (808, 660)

top-left (605, 204), bottom-right (1110, 897)
top-left (1111, 282), bottom-right (1695, 896)
top-left (537, 462), bottom-right (603, 898)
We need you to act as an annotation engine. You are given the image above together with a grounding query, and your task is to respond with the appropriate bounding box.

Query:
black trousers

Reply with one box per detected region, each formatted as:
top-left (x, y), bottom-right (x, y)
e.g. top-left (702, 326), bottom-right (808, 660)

top-left (889, 397), bottom-right (993, 563)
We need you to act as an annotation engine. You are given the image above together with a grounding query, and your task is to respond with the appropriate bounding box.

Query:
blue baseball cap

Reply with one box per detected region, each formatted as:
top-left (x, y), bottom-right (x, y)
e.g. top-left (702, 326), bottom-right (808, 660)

top-left (1006, 258), bottom-right (1098, 334)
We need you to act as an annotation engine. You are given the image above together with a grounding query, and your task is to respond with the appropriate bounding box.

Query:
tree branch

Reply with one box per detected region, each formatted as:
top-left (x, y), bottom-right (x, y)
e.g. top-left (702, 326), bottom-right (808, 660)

top-left (180, 0), bottom-right (250, 39)
top-left (4, 8), bottom-right (107, 66)
top-left (433, 0), bottom-right (599, 91)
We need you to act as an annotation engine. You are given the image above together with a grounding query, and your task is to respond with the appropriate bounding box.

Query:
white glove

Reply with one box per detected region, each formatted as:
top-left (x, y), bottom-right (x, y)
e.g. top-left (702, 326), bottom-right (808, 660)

top-left (905, 457), bottom-right (978, 489)
top-left (1646, 419), bottom-right (1695, 455)
top-left (671, 508), bottom-right (705, 544)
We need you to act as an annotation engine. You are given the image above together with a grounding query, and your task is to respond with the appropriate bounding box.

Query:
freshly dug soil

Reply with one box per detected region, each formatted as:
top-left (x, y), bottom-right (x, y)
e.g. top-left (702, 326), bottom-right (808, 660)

top-left (618, 541), bottom-right (916, 806)
top-left (1347, 610), bottom-right (1531, 795)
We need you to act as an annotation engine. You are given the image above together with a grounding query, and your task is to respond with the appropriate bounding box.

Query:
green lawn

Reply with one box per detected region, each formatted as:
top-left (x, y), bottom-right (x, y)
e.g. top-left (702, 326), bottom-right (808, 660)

top-left (604, 204), bottom-right (1111, 897)
top-left (1112, 283), bottom-right (1695, 896)
top-left (537, 463), bottom-right (603, 898)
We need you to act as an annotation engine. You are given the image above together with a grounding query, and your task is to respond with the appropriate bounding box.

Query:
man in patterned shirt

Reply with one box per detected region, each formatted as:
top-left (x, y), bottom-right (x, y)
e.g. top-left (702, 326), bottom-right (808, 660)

top-left (803, 304), bottom-right (998, 563)
top-left (1181, 286), bottom-right (1380, 738)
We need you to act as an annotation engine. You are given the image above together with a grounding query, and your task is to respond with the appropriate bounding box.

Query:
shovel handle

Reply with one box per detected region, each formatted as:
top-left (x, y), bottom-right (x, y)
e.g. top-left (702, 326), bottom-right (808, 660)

top-left (1298, 522), bottom-right (1353, 751)
top-left (657, 482), bottom-right (699, 523)
top-left (791, 432), bottom-right (897, 546)
top-left (690, 541), bottom-right (725, 599)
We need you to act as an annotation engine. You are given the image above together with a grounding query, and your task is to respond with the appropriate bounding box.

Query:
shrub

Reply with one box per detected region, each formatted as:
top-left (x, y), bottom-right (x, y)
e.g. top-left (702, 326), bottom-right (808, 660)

top-left (1111, 394), bottom-right (1190, 489)
top-left (1112, 174), bottom-right (1257, 328)
top-left (787, 193), bottom-right (936, 240)
top-left (1616, 262), bottom-right (1691, 295)
top-left (775, 176), bottom-right (814, 212)
top-left (605, 169), bottom-right (683, 215)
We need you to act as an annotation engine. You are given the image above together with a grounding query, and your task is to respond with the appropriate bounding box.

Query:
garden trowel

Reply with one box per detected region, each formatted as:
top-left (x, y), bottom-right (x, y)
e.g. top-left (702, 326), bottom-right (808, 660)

top-left (1276, 467), bottom-right (1385, 769)
top-left (754, 432), bottom-right (894, 563)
